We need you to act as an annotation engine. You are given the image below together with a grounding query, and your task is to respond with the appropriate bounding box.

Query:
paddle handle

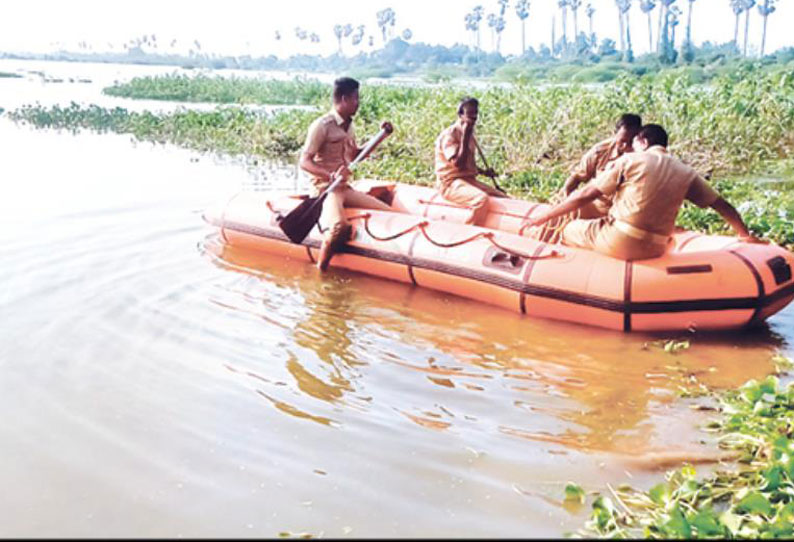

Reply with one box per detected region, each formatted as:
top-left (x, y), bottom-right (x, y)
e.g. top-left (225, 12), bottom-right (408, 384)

top-left (474, 139), bottom-right (507, 195)
top-left (321, 126), bottom-right (392, 196)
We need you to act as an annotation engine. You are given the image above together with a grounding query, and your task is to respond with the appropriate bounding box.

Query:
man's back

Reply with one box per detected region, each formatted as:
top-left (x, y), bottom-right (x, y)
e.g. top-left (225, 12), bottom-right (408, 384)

top-left (599, 146), bottom-right (718, 238)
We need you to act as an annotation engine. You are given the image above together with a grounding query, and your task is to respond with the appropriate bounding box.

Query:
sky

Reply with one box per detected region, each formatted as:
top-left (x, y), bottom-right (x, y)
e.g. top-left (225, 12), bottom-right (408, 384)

top-left (0, 0), bottom-right (790, 59)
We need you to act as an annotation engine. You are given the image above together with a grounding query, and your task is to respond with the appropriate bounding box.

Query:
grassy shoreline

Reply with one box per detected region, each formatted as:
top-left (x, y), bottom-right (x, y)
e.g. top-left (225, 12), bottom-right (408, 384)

top-left (11, 68), bottom-right (794, 246)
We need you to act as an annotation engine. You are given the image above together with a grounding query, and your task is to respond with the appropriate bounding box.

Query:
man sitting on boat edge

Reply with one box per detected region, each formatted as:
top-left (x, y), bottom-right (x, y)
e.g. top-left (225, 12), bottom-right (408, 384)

top-left (521, 124), bottom-right (764, 261)
top-left (561, 113), bottom-right (643, 219)
top-left (434, 97), bottom-right (508, 226)
top-left (299, 76), bottom-right (394, 272)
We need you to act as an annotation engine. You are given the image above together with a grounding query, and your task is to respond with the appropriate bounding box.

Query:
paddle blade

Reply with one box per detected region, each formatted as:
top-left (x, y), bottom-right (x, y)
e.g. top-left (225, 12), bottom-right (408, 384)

top-left (278, 195), bottom-right (325, 244)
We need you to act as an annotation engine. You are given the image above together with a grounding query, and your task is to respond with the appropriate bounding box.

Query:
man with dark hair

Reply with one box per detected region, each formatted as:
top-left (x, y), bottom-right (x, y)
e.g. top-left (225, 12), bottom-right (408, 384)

top-left (434, 96), bottom-right (506, 226)
top-left (522, 124), bottom-right (762, 260)
top-left (561, 113), bottom-right (643, 219)
top-left (300, 76), bottom-right (393, 271)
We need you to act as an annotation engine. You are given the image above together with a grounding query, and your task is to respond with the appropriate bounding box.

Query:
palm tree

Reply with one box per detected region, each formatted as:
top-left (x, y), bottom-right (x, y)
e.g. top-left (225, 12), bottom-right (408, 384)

top-left (569, 0), bottom-right (582, 39)
top-left (668, 5), bottom-right (681, 48)
top-left (619, 0), bottom-right (633, 61)
top-left (558, 0), bottom-right (569, 47)
top-left (333, 24), bottom-right (344, 54)
top-left (657, 0), bottom-right (677, 52)
top-left (615, 0), bottom-right (626, 54)
top-left (757, 0), bottom-right (776, 56)
top-left (352, 25), bottom-right (365, 48)
top-left (473, 6), bottom-right (485, 50)
top-left (376, 8), bottom-right (396, 43)
top-left (639, 0), bottom-right (656, 53)
top-left (515, 0), bottom-right (530, 55)
top-left (684, 0), bottom-right (696, 46)
top-left (465, 12), bottom-right (477, 48)
top-left (586, 3), bottom-right (596, 42)
top-left (496, 0), bottom-right (508, 53)
top-left (495, 16), bottom-right (507, 53)
top-left (742, 0), bottom-right (756, 56)
top-left (730, 0), bottom-right (743, 48)
top-left (487, 13), bottom-right (497, 50)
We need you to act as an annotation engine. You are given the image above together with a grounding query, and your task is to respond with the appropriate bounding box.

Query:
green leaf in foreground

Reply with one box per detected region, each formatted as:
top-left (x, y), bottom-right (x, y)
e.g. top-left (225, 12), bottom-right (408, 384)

top-left (564, 482), bottom-right (586, 505)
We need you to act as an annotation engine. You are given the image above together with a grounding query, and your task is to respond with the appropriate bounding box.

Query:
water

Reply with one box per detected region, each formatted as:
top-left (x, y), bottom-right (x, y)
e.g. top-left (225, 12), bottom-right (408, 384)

top-left (1, 59), bottom-right (793, 538)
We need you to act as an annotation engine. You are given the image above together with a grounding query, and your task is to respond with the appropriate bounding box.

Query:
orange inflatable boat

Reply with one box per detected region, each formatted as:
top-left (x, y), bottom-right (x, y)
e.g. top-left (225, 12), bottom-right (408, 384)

top-left (203, 180), bottom-right (794, 332)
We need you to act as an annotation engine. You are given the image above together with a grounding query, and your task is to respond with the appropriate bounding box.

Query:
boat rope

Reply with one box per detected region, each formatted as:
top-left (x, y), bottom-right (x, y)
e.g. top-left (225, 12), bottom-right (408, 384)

top-left (263, 202), bottom-right (563, 260)
top-left (349, 213), bottom-right (562, 260)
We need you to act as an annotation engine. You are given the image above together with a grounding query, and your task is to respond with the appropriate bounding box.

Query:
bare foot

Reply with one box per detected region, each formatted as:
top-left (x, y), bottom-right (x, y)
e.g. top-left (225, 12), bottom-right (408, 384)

top-left (317, 239), bottom-right (334, 272)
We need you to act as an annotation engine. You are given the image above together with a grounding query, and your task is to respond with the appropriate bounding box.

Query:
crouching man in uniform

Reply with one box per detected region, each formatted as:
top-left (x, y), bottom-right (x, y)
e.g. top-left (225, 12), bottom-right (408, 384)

top-left (522, 124), bottom-right (762, 260)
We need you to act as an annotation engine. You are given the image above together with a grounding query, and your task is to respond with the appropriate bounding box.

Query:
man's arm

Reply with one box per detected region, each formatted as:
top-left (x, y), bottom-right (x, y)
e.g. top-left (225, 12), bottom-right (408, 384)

top-left (563, 149), bottom-right (598, 195)
top-left (454, 121), bottom-right (474, 169)
top-left (710, 197), bottom-right (764, 242)
top-left (686, 176), bottom-right (764, 243)
top-left (299, 151), bottom-right (336, 183)
top-left (524, 185), bottom-right (605, 229)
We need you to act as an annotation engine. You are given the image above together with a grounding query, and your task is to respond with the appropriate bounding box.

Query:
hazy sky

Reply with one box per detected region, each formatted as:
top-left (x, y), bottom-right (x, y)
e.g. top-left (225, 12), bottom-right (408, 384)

top-left (1, 0), bottom-right (790, 58)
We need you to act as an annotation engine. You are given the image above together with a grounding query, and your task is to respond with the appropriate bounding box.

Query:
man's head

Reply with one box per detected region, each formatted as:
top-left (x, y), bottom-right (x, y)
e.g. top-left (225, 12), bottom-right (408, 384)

top-left (457, 96), bottom-right (479, 124)
top-left (633, 124), bottom-right (669, 152)
top-left (333, 77), bottom-right (360, 119)
top-left (615, 113), bottom-right (642, 153)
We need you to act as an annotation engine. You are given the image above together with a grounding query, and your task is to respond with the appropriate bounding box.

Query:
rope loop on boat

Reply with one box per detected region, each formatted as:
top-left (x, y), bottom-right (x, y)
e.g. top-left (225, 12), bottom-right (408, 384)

top-left (349, 213), bottom-right (562, 260)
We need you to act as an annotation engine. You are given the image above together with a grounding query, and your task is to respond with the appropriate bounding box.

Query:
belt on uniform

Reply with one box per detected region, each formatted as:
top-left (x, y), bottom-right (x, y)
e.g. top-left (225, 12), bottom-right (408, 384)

top-left (613, 220), bottom-right (670, 245)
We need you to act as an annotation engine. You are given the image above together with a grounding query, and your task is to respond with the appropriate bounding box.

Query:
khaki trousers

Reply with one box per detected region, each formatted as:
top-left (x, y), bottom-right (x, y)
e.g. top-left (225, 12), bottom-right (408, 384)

top-left (437, 177), bottom-right (505, 225)
top-left (319, 184), bottom-right (392, 243)
top-left (561, 217), bottom-right (671, 261)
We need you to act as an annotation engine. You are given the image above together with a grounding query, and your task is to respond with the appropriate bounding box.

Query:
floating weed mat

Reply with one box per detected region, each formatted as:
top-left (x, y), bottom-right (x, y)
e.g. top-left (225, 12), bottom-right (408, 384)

top-left (572, 356), bottom-right (794, 539)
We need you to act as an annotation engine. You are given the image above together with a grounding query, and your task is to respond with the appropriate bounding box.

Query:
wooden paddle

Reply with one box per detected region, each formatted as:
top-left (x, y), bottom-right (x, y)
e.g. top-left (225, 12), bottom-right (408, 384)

top-left (278, 125), bottom-right (393, 244)
top-left (474, 138), bottom-right (508, 196)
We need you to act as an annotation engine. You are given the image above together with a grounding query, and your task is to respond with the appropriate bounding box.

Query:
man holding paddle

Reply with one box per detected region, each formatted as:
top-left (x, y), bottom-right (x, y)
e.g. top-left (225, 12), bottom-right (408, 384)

top-left (434, 97), bottom-right (508, 226)
top-left (298, 77), bottom-right (393, 271)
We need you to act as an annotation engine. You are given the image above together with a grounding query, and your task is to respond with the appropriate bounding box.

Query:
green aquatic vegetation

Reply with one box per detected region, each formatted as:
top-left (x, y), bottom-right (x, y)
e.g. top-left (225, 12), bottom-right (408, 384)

top-left (575, 370), bottom-right (794, 539)
top-left (10, 68), bottom-right (794, 245)
top-left (103, 74), bottom-right (330, 106)
top-left (0, 72), bottom-right (22, 78)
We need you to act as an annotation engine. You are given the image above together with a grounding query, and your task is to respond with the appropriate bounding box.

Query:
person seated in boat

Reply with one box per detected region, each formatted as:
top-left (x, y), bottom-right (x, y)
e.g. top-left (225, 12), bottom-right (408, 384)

top-left (299, 76), bottom-right (394, 272)
top-left (434, 97), bottom-right (508, 226)
top-left (560, 113), bottom-right (643, 219)
top-left (521, 124), bottom-right (763, 261)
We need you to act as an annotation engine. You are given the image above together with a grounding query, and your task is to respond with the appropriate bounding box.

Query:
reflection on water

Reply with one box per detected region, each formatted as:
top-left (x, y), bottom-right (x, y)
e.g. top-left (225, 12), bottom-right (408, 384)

top-left (2, 58), bottom-right (794, 538)
top-left (206, 240), bottom-right (785, 459)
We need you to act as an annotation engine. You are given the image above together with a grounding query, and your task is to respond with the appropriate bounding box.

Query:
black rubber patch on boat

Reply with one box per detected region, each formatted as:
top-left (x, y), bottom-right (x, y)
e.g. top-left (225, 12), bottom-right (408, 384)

top-left (624, 261), bottom-right (633, 332)
top-left (666, 264), bottom-right (713, 274)
top-left (729, 250), bottom-right (765, 327)
top-left (483, 246), bottom-right (525, 274)
top-left (767, 256), bottom-right (792, 285)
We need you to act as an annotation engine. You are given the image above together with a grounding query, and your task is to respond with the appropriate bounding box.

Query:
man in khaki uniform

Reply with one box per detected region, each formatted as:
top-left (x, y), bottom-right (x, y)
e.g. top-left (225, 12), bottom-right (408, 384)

top-left (299, 77), bottom-right (393, 271)
top-left (523, 124), bottom-right (761, 261)
top-left (434, 97), bottom-right (507, 226)
top-left (561, 113), bottom-right (642, 219)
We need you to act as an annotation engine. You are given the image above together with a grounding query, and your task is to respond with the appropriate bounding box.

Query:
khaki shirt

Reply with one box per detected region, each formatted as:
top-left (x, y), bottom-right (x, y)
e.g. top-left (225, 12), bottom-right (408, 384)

top-left (593, 145), bottom-right (720, 237)
top-left (435, 121), bottom-right (478, 186)
top-left (570, 136), bottom-right (623, 185)
top-left (302, 109), bottom-right (358, 192)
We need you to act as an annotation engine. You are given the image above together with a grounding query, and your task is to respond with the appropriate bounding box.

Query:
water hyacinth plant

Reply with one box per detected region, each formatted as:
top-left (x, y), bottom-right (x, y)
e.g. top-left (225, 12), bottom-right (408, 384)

top-left (575, 367), bottom-right (794, 539)
top-left (10, 67), bottom-right (794, 245)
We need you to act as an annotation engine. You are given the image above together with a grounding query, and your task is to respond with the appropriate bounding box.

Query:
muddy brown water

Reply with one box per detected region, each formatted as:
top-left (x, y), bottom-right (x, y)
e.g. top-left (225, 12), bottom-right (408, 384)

top-left (1, 60), bottom-right (793, 537)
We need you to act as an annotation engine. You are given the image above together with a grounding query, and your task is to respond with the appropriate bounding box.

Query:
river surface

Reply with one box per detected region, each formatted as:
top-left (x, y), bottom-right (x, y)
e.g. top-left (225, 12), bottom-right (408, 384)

top-left (1, 59), bottom-right (794, 538)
